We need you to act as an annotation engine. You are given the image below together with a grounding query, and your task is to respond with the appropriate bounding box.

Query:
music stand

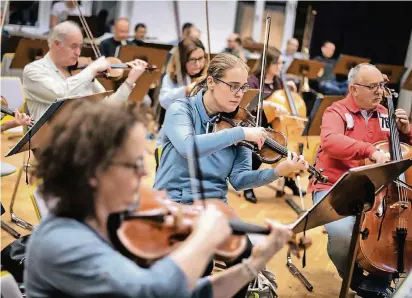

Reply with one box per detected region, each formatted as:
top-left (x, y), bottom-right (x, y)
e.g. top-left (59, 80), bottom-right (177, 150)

top-left (287, 59), bottom-right (325, 79)
top-left (67, 15), bottom-right (99, 38)
top-left (10, 39), bottom-right (49, 69)
top-left (141, 42), bottom-right (174, 52)
top-left (291, 159), bottom-right (412, 298)
top-left (5, 91), bottom-right (113, 157)
top-left (375, 64), bottom-right (406, 85)
top-left (119, 45), bottom-right (169, 103)
top-left (333, 54), bottom-right (371, 76)
top-left (246, 58), bottom-right (258, 73)
top-left (240, 89), bottom-right (259, 108)
top-left (401, 69), bottom-right (412, 91)
top-left (304, 95), bottom-right (344, 135)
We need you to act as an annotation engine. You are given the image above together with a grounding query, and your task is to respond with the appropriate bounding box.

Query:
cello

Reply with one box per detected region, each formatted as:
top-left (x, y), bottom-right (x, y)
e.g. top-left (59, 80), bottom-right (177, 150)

top-left (357, 87), bottom-right (412, 276)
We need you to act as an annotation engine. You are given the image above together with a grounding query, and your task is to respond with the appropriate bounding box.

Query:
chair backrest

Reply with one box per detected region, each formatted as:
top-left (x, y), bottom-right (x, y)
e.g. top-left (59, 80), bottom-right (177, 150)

top-left (30, 185), bottom-right (49, 221)
top-left (0, 77), bottom-right (25, 111)
top-left (1, 271), bottom-right (23, 298)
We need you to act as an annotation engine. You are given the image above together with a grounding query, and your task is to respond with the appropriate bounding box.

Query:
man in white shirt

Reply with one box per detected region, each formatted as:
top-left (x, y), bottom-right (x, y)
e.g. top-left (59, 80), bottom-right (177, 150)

top-left (50, 0), bottom-right (88, 29)
top-left (23, 21), bottom-right (147, 121)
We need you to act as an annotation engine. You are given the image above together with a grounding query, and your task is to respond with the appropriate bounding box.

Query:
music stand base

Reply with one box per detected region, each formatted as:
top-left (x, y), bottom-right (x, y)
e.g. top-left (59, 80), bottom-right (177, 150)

top-left (339, 212), bottom-right (364, 298)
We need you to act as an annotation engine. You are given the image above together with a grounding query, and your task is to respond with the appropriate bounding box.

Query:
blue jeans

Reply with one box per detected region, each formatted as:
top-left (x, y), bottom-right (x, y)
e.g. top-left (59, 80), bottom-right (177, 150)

top-left (312, 191), bottom-right (392, 296)
top-left (320, 80), bottom-right (348, 96)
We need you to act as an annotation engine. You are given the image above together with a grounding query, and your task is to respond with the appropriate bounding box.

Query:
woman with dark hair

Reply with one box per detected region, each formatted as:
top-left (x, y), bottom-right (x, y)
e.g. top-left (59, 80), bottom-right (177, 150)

top-left (243, 49), bottom-right (302, 203)
top-left (24, 99), bottom-right (294, 298)
top-left (159, 37), bottom-right (207, 109)
top-left (154, 53), bottom-right (308, 298)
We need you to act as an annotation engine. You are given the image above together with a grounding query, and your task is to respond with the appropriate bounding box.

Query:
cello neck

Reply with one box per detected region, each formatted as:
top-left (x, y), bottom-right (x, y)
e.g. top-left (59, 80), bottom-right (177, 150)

top-left (280, 71), bottom-right (299, 116)
top-left (385, 90), bottom-right (402, 162)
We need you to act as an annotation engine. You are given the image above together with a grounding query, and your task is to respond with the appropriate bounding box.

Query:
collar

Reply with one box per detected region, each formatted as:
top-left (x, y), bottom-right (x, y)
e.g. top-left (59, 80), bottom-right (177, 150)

top-left (44, 52), bottom-right (66, 79)
top-left (194, 91), bottom-right (213, 125)
top-left (343, 94), bottom-right (386, 115)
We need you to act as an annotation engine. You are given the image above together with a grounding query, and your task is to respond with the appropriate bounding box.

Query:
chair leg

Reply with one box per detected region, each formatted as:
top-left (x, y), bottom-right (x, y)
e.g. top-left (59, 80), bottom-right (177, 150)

top-left (9, 164), bottom-right (34, 231)
top-left (1, 220), bottom-right (21, 239)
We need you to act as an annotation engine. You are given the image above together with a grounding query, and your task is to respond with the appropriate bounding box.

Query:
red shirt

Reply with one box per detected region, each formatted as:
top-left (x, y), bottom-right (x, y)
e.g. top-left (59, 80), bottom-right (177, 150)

top-left (310, 94), bottom-right (412, 192)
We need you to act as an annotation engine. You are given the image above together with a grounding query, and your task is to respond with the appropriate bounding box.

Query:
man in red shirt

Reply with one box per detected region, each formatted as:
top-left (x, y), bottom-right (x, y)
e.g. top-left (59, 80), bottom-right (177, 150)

top-left (311, 63), bottom-right (411, 298)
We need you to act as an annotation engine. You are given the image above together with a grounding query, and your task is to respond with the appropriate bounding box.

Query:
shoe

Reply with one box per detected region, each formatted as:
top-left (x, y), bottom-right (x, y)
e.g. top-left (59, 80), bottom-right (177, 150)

top-left (284, 178), bottom-right (307, 196)
top-left (244, 189), bottom-right (257, 203)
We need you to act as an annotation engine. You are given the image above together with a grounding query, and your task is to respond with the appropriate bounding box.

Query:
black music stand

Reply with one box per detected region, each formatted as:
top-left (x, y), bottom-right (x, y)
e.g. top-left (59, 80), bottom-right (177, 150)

top-left (10, 38), bottom-right (49, 69)
top-left (375, 64), bottom-right (406, 85)
top-left (287, 59), bottom-right (325, 80)
top-left (240, 89), bottom-right (259, 108)
top-left (401, 69), bottom-right (412, 91)
top-left (333, 54), bottom-right (371, 76)
top-left (140, 42), bottom-right (174, 52)
top-left (5, 91), bottom-right (112, 157)
top-left (291, 159), bottom-right (412, 298)
top-left (67, 15), bottom-right (99, 38)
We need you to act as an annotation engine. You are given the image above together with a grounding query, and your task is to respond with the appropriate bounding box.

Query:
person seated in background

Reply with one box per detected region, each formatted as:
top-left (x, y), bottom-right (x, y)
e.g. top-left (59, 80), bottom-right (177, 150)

top-left (222, 33), bottom-right (250, 62)
top-left (99, 17), bottom-right (133, 58)
top-left (170, 23), bottom-right (201, 45)
top-left (23, 21), bottom-right (147, 121)
top-left (50, 0), bottom-right (87, 29)
top-left (133, 23), bottom-right (147, 46)
top-left (245, 49), bottom-right (303, 203)
top-left (314, 41), bottom-right (348, 95)
top-left (156, 37), bottom-right (207, 148)
top-left (281, 38), bottom-right (305, 72)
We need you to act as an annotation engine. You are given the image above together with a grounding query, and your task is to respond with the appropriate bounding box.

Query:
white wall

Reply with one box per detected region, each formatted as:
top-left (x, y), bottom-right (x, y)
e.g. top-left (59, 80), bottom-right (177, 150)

top-left (176, 1), bottom-right (238, 53)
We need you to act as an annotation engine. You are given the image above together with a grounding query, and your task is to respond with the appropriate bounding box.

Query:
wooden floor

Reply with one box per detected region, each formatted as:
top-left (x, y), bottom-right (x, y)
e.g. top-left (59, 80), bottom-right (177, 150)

top-left (1, 133), bottom-right (347, 297)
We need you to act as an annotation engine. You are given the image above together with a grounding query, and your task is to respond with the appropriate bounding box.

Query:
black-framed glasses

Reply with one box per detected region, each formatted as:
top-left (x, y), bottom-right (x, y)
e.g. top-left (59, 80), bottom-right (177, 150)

top-left (213, 77), bottom-right (250, 93)
top-left (354, 82), bottom-right (386, 92)
top-left (110, 157), bottom-right (145, 175)
top-left (187, 56), bottom-right (206, 65)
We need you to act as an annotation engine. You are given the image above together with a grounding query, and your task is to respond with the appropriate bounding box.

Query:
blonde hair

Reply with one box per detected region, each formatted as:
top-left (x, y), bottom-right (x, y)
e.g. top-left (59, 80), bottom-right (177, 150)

top-left (190, 53), bottom-right (249, 96)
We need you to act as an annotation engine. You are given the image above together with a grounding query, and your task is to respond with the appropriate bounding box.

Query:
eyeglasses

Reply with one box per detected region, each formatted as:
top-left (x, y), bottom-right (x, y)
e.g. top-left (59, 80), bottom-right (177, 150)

top-left (187, 56), bottom-right (206, 65)
top-left (354, 82), bottom-right (386, 92)
top-left (110, 157), bottom-right (145, 175)
top-left (213, 77), bottom-right (250, 94)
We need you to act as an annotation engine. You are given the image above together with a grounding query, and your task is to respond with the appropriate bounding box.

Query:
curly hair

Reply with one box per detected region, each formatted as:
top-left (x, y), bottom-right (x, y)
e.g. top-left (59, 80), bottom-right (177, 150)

top-left (35, 99), bottom-right (144, 221)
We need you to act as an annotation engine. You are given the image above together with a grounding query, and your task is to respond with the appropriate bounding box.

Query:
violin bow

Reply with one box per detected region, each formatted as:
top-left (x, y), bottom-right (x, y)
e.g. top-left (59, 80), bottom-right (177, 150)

top-left (256, 15), bottom-right (271, 128)
top-left (205, 0), bottom-right (212, 64)
top-left (172, 0), bottom-right (184, 86)
top-left (1, 0), bottom-right (9, 34)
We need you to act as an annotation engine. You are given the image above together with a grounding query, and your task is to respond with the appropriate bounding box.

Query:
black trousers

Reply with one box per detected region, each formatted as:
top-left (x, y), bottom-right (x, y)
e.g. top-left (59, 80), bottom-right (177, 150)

top-left (203, 236), bottom-right (253, 298)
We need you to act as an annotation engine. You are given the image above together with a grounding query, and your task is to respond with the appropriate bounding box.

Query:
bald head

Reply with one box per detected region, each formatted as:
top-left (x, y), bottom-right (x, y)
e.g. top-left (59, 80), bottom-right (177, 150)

top-left (286, 38), bottom-right (299, 55)
top-left (114, 17), bottom-right (130, 41)
top-left (48, 21), bottom-right (82, 48)
top-left (348, 63), bottom-right (382, 85)
top-left (227, 33), bottom-right (241, 50)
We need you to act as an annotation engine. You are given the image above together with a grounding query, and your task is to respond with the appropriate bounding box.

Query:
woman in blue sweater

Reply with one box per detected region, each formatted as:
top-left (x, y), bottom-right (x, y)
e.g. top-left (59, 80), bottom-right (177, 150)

top-left (154, 53), bottom-right (308, 298)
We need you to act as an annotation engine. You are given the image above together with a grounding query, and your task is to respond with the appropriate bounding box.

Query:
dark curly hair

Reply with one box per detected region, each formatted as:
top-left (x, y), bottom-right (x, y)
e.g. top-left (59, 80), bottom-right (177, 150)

top-left (35, 99), bottom-right (144, 221)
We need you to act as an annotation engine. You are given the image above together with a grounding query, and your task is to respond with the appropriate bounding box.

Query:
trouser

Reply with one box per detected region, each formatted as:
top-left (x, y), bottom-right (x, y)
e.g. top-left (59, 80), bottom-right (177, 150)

top-left (312, 190), bottom-right (392, 295)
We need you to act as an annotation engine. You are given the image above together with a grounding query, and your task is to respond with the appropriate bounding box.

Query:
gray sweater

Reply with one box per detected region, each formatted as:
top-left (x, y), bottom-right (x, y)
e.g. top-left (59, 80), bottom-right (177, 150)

top-left (24, 214), bottom-right (212, 298)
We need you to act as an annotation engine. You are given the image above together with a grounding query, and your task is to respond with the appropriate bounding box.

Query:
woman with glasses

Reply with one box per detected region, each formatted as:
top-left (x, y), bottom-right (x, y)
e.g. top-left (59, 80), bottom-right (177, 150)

top-left (156, 37), bottom-right (207, 148)
top-left (25, 99), bottom-right (295, 298)
top-left (154, 53), bottom-right (308, 298)
top-left (243, 49), bottom-right (302, 203)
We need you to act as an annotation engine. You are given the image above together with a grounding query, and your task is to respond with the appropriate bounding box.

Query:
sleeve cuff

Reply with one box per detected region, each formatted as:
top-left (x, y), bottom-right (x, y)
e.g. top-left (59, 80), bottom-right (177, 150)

top-left (229, 127), bottom-right (245, 144)
top-left (365, 145), bottom-right (377, 159)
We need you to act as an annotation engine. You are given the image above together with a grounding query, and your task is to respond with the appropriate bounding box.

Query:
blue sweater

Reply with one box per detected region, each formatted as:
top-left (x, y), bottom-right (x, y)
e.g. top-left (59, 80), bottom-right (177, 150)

top-left (154, 91), bottom-right (279, 204)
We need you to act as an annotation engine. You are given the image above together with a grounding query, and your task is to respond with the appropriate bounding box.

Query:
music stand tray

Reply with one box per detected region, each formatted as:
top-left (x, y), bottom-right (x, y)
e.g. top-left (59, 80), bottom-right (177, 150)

top-left (240, 89), bottom-right (259, 108)
top-left (291, 159), bottom-right (412, 298)
top-left (375, 64), bottom-right (406, 85)
top-left (10, 39), bottom-right (49, 69)
top-left (119, 45), bottom-right (169, 103)
top-left (402, 69), bottom-right (412, 91)
top-left (5, 91), bottom-right (113, 157)
top-left (333, 54), bottom-right (371, 76)
top-left (287, 59), bottom-right (325, 80)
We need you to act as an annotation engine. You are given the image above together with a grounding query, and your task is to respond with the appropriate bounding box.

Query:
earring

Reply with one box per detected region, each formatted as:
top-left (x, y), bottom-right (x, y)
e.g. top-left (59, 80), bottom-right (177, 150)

top-left (89, 177), bottom-right (98, 187)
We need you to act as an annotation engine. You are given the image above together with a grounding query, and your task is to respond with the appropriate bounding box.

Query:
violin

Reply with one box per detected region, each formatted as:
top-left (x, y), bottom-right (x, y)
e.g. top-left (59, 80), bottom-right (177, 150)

top-left (1, 97), bottom-right (35, 126)
top-left (212, 106), bottom-right (328, 183)
top-left (107, 187), bottom-right (312, 266)
top-left (70, 56), bottom-right (158, 81)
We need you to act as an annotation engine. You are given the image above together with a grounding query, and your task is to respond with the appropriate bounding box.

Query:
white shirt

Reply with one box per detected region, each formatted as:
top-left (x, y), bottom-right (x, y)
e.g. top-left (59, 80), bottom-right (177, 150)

top-left (51, 2), bottom-right (87, 23)
top-left (23, 53), bottom-right (131, 121)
